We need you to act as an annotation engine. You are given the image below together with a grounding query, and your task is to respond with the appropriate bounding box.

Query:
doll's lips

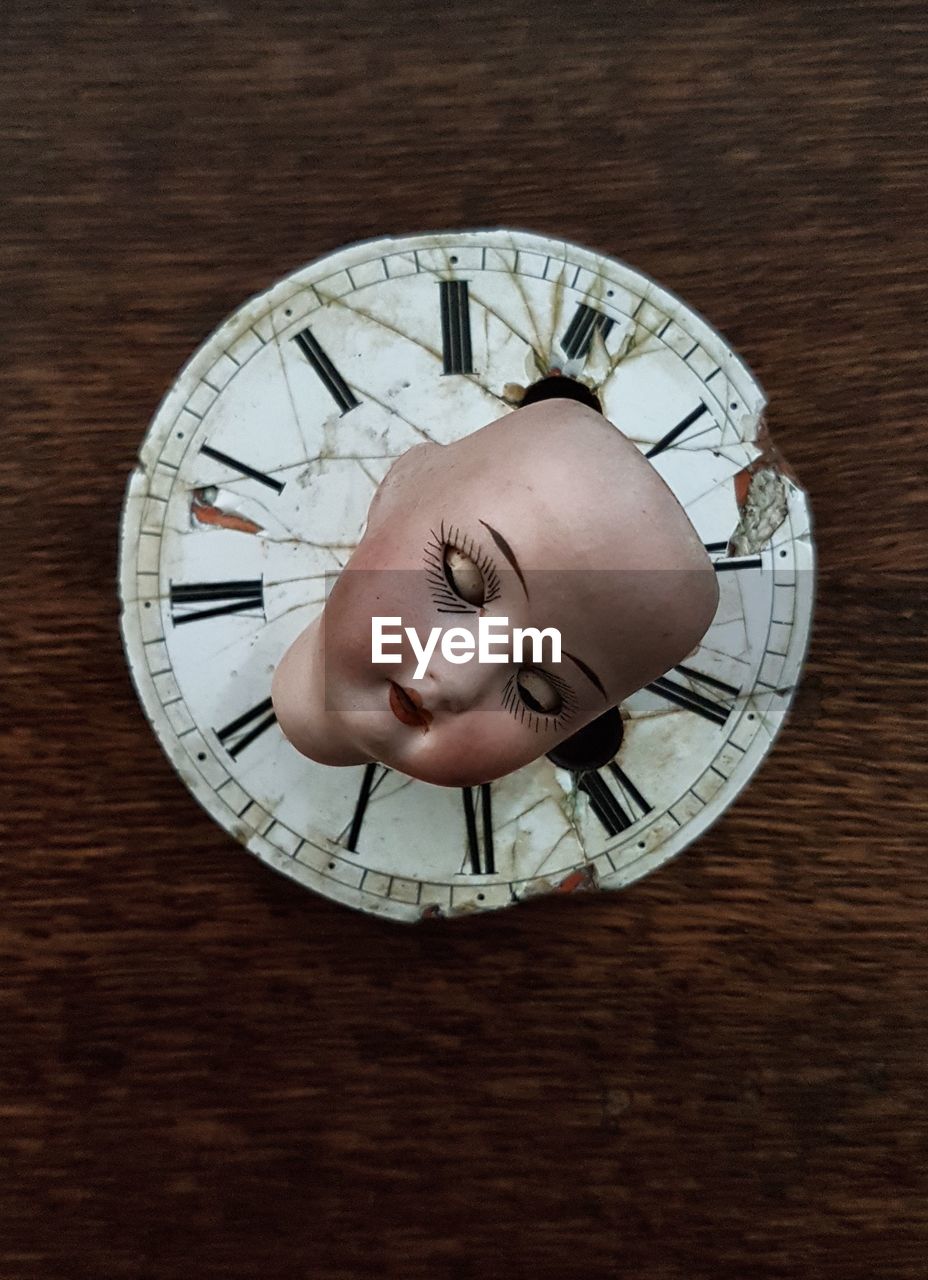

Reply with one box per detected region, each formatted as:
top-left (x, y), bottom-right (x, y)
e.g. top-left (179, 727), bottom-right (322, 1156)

top-left (388, 681), bottom-right (433, 730)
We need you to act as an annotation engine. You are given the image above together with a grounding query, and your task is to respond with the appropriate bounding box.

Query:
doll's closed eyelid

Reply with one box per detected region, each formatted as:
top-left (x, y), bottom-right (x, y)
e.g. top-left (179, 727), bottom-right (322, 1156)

top-left (502, 667), bottom-right (579, 733)
top-left (423, 523), bottom-right (501, 610)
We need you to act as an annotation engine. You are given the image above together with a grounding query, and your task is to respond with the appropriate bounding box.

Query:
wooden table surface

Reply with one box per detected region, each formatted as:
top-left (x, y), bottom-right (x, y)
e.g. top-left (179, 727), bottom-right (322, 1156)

top-left (3, 2), bottom-right (926, 1276)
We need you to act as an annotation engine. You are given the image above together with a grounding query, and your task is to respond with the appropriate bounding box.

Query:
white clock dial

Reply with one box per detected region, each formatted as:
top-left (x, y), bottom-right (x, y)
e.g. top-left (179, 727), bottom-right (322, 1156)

top-left (119, 229), bottom-right (814, 922)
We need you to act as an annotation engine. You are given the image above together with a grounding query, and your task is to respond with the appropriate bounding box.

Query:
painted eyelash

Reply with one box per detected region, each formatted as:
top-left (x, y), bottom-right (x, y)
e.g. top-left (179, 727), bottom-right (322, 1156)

top-left (423, 519), bottom-right (502, 613)
top-left (501, 669), bottom-right (579, 735)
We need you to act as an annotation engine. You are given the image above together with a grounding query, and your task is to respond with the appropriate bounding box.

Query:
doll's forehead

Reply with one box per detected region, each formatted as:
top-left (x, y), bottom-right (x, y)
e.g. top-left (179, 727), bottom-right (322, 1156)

top-left (407, 405), bottom-right (638, 553)
top-left (429, 464), bottom-right (613, 575)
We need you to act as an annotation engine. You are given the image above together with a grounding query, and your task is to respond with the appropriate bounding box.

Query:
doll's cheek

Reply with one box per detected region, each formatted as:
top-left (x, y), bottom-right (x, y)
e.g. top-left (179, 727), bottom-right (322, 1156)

top-left (385, 715), bottom-right (550, 788)
top-left (322, 567), bottom-right (414, 660)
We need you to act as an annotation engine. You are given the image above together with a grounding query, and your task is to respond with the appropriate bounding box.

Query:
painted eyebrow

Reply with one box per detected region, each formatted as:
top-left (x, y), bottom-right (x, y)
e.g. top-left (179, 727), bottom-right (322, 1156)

top-left (562, 650), bottom-right (608, 699)
top-left (476, 520), bottom-right (606, 698)
top-left (478, 519), bottom-right (529, 597)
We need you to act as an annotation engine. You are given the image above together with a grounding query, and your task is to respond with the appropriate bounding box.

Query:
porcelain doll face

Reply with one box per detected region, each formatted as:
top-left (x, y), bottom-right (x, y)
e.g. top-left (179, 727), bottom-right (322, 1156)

top-left (272, 399), bottom-right (719, 787)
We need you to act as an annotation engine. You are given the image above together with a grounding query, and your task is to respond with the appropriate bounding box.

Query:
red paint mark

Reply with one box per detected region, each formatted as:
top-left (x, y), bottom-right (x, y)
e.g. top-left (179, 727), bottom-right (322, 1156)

top-left (421, 904), bottom-right (444, 920)
top-left (734, 417), bottom-right (792, 509)
top-left (734, 468), bottom-right (752, 508)
top-left (557, 865), bottom-right (598, 894)
top-left (191, 492), bottom-right (263, 535)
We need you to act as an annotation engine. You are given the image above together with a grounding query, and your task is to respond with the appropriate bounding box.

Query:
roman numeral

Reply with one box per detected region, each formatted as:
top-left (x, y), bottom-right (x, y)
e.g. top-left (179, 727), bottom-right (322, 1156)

top-left (561, 303), bottom-right (615, 361)
top-left (344, 761), bottom-right (390, 852)
top-left (462, 784), bottom-right (494, 874)
top-left (704, 541), bottom-right (763, 572)
top-left (646, 402), bottom-right (709, 457)
top-left (170, 579), bottom-right (265, 626)
top-left (293, 327), bottom-right (360, 414)
top-left (714, 556), bottom-right (762, 572)
top-left (199, 443), bottom-right (285, 494)
top-left (647, 664), bottom-right (739, 726)
top-left (439, 280), bottom-right (474, 374)
top-left (578, 763), bottom-right (652, 836)
top-left (214, 695), bottom-right (277, 759)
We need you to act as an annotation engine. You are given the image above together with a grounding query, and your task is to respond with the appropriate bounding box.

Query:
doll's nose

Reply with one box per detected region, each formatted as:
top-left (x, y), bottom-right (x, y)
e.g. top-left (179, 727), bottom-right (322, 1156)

top-left (420, 648), bottom-right (500, 715)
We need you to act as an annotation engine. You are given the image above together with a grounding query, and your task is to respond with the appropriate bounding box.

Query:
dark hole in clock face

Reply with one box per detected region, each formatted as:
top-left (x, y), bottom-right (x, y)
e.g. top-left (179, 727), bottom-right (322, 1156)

top-left (520, 373), bottom-right (603, 414)
top-left (545, 705), bottom-right (624, 773)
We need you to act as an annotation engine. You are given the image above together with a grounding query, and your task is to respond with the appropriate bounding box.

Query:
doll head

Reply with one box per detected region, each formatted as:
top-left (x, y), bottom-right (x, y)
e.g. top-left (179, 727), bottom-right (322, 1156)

top-left (271, 397), bottom-right (718, 787)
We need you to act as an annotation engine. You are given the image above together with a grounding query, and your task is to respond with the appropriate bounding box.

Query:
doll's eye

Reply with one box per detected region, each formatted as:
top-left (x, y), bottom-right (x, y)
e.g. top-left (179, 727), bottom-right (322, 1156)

top-left (424, 523), bottom-right (501, 612)
top-left (424, 524), bottom-right (499, 614)
top-left (516, 668), bottom-right (562, 715)
top-left (502, 667), bottom-right (578, 733)
top-left (443, 545), bottom-right (485, 606)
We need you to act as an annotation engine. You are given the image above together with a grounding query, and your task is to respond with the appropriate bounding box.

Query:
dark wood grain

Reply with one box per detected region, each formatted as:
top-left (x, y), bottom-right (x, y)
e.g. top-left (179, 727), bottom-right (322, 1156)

top-left (2, 2), bottom-right (926, 1276)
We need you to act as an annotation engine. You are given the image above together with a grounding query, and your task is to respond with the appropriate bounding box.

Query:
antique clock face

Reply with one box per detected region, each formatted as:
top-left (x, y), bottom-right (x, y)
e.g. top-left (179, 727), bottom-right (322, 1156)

top-left (119, 229), bottom-right (814, 922)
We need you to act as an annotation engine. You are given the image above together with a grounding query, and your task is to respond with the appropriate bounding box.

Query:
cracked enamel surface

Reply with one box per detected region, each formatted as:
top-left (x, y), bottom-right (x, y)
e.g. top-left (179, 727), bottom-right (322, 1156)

top-left (118, 229), bottom-right (815, 923)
